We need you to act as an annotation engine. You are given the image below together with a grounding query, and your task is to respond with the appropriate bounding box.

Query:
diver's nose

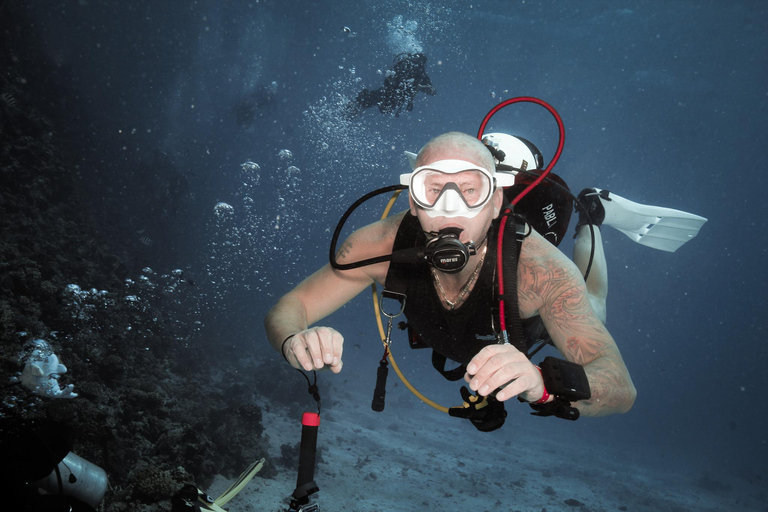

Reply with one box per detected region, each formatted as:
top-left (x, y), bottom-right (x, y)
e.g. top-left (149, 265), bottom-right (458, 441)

top-left (438, 189), bottom-right (463, 213)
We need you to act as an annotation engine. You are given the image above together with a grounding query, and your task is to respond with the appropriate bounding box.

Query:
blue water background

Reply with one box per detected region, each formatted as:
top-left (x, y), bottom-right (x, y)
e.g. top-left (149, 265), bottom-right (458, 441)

top-left (20, 0), bottom-right (768, 496)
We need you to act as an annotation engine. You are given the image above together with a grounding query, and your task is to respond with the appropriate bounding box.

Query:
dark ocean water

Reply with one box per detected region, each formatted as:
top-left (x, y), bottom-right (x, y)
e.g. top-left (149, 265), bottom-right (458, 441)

top-left (10, 0), bottom-right (768, 507)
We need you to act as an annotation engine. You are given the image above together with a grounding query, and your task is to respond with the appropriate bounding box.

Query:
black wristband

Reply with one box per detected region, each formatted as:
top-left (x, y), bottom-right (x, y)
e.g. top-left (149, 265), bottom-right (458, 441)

top-left (538, 356), bottom-right (591, 401)
top-left (281, 334), bottom-right (297, 362)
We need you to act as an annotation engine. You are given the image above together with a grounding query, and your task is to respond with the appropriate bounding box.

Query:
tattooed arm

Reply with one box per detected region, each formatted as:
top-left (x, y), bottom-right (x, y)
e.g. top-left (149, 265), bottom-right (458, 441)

top-left (465, 230), bottom-right (635, 416)
top-left (521, 233), bottom-right (637, 416)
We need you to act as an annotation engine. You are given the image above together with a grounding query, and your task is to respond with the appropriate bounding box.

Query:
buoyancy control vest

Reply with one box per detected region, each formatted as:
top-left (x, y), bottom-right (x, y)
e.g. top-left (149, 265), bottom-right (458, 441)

top-left (384, 212), bottom-right (549, 380)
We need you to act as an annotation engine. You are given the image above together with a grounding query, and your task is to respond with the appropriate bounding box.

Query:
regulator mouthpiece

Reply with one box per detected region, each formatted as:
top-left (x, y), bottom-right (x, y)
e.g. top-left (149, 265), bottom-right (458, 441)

top-left (424, 228), bottom-right (476, 273)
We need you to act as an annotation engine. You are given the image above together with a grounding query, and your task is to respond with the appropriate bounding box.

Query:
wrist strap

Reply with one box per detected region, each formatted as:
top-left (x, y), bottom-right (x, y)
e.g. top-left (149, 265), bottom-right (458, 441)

top-left (531, 365), bottom-right (550, 404)
top-left (281, 334), bottom-right (297, 362)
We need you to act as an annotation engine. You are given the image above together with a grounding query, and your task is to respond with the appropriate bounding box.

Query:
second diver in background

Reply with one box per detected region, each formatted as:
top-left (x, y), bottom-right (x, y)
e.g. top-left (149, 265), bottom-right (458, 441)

top-left (346, 53), bottom-right (436, 118)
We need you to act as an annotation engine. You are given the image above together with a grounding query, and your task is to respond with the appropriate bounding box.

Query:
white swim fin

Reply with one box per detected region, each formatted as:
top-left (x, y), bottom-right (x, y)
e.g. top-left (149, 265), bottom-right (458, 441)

top-left (214, 458), bottom-right (265, 507)
top-left (594, 188), bottom-right (707, 252)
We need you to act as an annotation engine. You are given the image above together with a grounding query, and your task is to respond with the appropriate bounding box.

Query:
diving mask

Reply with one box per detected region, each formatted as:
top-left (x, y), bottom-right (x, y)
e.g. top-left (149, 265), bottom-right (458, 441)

top-left (400, 159), bottom-right (515, 218)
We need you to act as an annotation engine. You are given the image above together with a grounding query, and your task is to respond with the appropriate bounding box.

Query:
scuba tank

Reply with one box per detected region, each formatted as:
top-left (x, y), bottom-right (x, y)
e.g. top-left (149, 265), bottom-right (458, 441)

top-left (0, 419), bottom-right (108, 511)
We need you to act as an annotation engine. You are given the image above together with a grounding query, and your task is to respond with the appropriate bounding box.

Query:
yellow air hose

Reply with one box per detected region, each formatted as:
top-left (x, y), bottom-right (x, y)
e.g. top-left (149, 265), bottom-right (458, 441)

top-left (371, 190), bottom-right (450, 414)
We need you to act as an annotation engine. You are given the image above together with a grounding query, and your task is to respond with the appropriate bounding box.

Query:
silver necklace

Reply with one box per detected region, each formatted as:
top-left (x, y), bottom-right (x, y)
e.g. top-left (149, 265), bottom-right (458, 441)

top-left (431, 244), bottom-right (488, 310)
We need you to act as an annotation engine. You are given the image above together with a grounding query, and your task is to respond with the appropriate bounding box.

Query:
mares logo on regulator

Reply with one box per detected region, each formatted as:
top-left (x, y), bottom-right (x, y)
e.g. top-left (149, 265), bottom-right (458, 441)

top-left (424, 227), bottom-right (476, 273)
top-left (329, 195), bottom-right (480, 275)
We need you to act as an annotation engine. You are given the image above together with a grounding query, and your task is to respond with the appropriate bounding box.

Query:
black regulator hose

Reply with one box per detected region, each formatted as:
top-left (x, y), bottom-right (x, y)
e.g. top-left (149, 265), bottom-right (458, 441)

top-left (329, 184), bottom-right (408, 270)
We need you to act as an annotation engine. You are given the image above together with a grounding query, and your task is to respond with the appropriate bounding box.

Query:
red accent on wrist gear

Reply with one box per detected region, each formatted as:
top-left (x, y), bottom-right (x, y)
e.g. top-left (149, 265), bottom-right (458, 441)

top-left (532, 365), bottom-right (550, 404)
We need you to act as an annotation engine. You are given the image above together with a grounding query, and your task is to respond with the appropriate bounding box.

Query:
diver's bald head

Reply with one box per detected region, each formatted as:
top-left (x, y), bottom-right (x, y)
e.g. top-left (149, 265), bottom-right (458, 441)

top-left (416, 132), bottom-right (494, 171)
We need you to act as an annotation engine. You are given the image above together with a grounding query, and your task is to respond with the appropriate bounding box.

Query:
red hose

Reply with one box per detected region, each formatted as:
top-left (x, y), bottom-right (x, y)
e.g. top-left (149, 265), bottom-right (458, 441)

top-left (476, 97), bottom-right (565, 332)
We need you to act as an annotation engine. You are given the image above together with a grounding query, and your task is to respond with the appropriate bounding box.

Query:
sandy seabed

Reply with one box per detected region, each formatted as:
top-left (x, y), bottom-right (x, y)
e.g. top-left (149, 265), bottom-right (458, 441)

top-left (206, 386), bottom-right (761, 512)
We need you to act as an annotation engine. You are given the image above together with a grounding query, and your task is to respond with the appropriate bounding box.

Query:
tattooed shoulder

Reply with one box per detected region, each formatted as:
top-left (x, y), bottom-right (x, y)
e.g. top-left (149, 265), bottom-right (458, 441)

top-left (518, 236), bottom-right (579, 301)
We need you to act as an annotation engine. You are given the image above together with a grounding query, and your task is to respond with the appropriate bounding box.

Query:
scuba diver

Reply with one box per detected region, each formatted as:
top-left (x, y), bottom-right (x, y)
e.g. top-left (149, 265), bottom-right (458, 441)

top-left (266, 131), bottom-right (639, 431)
top-left (345, 53), bottom-right (436, 118)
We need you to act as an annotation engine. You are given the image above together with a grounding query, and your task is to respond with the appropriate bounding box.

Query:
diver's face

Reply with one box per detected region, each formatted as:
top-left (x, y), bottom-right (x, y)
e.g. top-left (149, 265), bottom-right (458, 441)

top-left (409, 145), bottom-right (502, 244)
top-left (411, 186), bottom-right (502, 245)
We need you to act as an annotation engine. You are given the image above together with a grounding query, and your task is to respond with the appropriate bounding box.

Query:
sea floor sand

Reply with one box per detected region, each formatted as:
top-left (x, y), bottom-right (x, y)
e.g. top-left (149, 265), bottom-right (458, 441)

top-left (207, 385), bottom-right (762, 512)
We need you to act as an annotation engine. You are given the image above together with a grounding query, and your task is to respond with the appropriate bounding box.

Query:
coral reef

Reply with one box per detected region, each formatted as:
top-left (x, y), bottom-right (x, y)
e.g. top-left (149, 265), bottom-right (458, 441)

top-left (19, 338), bottom-right (78, 398)
top-left (0, 5), bottom-right (278, 511)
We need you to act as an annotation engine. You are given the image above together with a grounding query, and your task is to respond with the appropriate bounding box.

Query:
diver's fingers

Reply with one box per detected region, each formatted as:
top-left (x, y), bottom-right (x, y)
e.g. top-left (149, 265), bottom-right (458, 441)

top-left (465, 344), bottom-right (522, 386)
top-left (287, 333), bottom-right (313, 372)
top-left (466, 344), bottom-right (536, 397)
top-left (325, 328), bottom-right (344, 374)
top-left (466, 344), bottom-right (513, 376)
top-left (475, 359), bottom-right (525, 397)
top-left (492, 365), bottom-right (543, 402)
top-left (289, 327), bottom-right (344, 373)
top-left (467, 349), bottom-right (545, 403)
top-left (314, 326), bottom-right (337, 366)
top-left (302, 329), bottom-right (325, 370)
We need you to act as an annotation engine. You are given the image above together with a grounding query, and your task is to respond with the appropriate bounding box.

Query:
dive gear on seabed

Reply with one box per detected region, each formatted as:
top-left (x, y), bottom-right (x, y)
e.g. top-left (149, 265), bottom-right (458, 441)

top-left (171, 460), bottom-right (266, 512)
top-left (170, 370), bottom-right (322, 511)
top-left (2, 419), bottom-right (108, 512)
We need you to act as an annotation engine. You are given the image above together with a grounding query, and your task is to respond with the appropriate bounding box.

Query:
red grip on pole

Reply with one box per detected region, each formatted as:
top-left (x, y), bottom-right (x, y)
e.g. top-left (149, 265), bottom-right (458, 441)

top-left (302, 412), bottom-right (320, 427)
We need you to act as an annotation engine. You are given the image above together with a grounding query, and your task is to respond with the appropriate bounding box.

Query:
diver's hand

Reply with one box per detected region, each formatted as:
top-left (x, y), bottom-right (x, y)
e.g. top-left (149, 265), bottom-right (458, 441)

top-left (465, 344), bottom-right (545, 402)
top-left (284, 327), bottom-right (344, 374)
